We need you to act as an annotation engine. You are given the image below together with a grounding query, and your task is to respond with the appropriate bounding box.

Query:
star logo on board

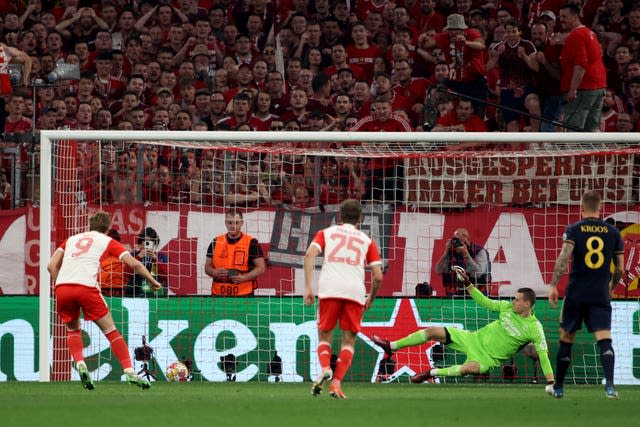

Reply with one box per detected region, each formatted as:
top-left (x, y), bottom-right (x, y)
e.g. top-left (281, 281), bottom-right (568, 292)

top-left (359, 299), bottom-right (464, 382)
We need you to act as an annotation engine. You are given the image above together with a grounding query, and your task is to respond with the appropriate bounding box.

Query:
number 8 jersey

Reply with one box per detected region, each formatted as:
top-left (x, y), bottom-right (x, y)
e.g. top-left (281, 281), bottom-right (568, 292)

top-left (310, 223), bottom-right (382, 305)
top-left (563, 217), bottom-right (624, 302)
top-left (55, 230), bottom-right (129, 289)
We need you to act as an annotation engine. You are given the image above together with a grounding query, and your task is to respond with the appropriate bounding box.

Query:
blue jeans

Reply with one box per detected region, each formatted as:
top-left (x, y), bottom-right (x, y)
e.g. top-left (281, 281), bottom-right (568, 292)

top-left (539, 95), bottom-right (564, 132)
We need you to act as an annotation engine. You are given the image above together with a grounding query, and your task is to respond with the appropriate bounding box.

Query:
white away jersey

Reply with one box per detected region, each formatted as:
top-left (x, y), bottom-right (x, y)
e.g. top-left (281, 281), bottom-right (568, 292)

top-left (55, 230), bottom-right (129, 288)
top-left (311, 223), bottom-right (382, 304)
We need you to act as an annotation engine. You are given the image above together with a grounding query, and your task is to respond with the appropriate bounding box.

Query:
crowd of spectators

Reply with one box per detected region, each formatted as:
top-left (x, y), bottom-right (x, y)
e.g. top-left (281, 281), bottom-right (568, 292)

top-left (1, 0), bottom-right (640, 209)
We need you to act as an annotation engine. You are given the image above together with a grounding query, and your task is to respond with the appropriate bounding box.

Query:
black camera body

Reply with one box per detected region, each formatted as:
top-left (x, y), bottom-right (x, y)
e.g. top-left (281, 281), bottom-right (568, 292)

top-left (451, 237), bottom-right (465, 248)
top-left (134, 344), bottom-right (154, 362)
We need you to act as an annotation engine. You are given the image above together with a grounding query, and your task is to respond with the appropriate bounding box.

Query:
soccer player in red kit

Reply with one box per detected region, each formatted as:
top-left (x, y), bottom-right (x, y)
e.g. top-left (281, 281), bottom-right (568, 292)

top-left (47, 211), bottom-right (162, 390)
top-left (304, 199), bottom-right (383, 399)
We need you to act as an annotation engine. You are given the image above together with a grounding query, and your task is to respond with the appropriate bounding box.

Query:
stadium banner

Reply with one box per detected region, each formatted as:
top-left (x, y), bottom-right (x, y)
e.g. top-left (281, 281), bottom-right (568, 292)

top-left (1, 297), bottom-right (639, 384)
top-left (405, 153), bottom-right (634, 207)
top-left (1, 204), bottom-right (640, 298)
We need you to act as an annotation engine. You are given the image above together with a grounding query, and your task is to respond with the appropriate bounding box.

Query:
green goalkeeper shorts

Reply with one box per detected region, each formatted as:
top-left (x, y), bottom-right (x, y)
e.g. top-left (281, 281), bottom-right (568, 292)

top-left (447, 328), bottom-right (500, 373)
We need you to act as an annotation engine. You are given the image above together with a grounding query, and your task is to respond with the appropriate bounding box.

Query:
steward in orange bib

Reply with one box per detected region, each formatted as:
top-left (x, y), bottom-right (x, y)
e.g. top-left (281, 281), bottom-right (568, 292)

top-left (100, 229), bottom-right (127, 296)
top-left (205, 210), bottom-right (266, 296)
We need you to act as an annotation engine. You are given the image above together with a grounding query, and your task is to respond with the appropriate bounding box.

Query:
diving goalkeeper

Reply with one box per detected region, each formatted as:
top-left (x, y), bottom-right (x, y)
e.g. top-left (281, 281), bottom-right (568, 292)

top-left (372, 266), bottom-right (555, 386)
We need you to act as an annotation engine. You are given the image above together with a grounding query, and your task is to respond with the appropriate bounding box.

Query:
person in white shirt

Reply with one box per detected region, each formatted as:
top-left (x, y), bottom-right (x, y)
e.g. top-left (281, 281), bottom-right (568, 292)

top-left (47, 211), bottom-right (161, 390)
top-left (304, 199), bottom-right (383, 399)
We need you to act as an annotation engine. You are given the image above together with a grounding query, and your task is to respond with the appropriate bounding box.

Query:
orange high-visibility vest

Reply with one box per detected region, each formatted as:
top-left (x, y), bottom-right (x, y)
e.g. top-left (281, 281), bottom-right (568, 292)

top-left (100, 256), bottom-right (126, 296)
top-left (211, 234), bottom-right (256, 296)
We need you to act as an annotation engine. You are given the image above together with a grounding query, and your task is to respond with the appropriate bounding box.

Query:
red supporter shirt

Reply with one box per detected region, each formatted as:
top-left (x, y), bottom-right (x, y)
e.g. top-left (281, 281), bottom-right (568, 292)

top-left (351, 115), bottom-right (413, 132)
top-left (4, 116), bottom-right (33, 134)
top-left (419, 11), bottom-right (446, 33)
top-left (559, 26), bottom-right (607, 92)
top-left (354, 0), bottom-right (386, 21)
top-left (600, 110), bottom-right (618, 132)
top-left (394, 78), bottom-right (431, 105)
top-left (324, 64), bottom-right (365, 81)
top-left (435, 29), bottom-right (486, 83)
top-left (347, 44), bottom-right (383, 83)
top-left (437, 111), bottom-right (487, 132)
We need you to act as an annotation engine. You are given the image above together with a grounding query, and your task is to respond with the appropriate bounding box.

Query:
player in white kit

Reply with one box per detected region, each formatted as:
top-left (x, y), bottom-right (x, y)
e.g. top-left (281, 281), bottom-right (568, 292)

top-left (47, 211), bottom-right (161, 390)
top-left (304, 199), bottom-right (383, 399)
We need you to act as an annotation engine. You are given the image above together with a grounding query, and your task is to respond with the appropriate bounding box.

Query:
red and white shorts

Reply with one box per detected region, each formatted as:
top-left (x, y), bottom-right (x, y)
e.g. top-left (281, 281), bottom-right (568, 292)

top-left (55, 284), bottom-right (109, 324)
top-left (318, 298), bottom-right (364, 333)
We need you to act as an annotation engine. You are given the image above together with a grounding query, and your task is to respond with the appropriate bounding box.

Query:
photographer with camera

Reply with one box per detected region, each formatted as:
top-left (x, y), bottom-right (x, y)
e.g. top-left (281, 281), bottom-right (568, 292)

top-left (435, 228), bottom-right (491, 296)
top-left (125, 226), bottom-right (168, 297)
top-left (205, 210), bottom-right (265, 296)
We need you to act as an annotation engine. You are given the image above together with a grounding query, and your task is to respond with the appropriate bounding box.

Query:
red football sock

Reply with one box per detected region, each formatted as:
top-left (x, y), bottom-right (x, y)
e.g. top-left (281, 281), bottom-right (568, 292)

top-left (105, 330), bottom-right (133, 370)
top-left (317, 342), bottom-right (332, 370)
top-left (67, 330), bottom-right (84, 363)
top-left (333, 347), bottom-right (354, 382)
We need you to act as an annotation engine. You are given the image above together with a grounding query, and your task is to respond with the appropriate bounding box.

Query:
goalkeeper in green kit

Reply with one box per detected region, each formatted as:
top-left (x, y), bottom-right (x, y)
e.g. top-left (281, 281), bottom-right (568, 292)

top-left (372, 266), bottom-right (555, 386)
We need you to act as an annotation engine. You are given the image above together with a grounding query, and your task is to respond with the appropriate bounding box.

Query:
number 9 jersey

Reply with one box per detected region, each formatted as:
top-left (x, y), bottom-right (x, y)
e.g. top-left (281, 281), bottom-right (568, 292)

top-left (563, 218), bottom-right (624, 302)
top-left (310, 223), bottom-right (382, 305)
top-left (55, 231), bottom-right (129, 289)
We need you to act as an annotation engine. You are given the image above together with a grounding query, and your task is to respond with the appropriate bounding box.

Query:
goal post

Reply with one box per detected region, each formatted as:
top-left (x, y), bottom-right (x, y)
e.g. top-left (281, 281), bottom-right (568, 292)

top-left (38, 130), bottom-right (640, 385)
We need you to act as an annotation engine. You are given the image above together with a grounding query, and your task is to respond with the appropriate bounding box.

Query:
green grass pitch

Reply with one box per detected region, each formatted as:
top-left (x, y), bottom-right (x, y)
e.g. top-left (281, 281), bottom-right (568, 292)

top-left (1, 382), bottom-right (637, 427)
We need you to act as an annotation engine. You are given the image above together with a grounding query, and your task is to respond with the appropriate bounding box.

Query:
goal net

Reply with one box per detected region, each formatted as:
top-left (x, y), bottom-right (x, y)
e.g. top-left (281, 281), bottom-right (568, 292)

top-left (38, 130), bottom-right (640, 386)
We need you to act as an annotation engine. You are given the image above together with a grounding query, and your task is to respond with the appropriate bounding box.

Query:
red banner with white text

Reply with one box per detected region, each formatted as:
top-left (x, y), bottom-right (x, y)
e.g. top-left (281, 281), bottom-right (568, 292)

top-left (1, 203), bottom-right (639, 298)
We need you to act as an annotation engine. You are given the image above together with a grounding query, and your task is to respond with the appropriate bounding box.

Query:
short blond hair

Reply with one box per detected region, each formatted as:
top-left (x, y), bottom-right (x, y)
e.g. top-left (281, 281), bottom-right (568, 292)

top-left (581, 190), bottom-right (601, 214)
top-left (89, 211), bottom-right (111, 233)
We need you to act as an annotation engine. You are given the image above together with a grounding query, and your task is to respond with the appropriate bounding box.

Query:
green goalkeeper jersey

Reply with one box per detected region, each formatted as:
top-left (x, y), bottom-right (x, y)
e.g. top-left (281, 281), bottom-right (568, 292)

top-left (469, 287), bottom-right (554, 377)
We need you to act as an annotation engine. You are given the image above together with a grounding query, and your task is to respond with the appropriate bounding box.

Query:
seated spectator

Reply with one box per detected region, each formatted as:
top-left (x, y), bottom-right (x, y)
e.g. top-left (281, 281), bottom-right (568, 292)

top-left (225, 160), bottom-right (261, 207)
top-left (284, 118), bottom-right (302, 131)
top-left (38, 106), bottom-right (58, 131)
top-left (251, 91), bottom-right (276, 131)
top-left (432, 99), bottom-right (487, 132)
top-left (350, 96), bottom-right (414, 132)
top-left (616, 113), bottom-right (634, 132)
top-left (337, 157), bottom-right (366, 201)
top-left (217, 91), bottom-right (255, 129)
top-left (4, 94), bottom-right (33, 138)
top-left (601, 89), bottom-right (619, 132)
top-left (259, 153), bottom-right (286, 206)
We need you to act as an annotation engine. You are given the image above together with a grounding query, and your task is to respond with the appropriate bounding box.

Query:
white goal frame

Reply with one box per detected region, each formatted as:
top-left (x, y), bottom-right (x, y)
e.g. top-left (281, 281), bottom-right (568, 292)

top-left (38, 129), bottom-right (640, 381)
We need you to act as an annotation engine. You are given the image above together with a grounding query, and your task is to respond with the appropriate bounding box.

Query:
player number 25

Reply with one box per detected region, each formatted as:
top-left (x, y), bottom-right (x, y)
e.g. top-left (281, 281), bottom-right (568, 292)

top-left (584, 236), bottom-right (605, 269)
top-left (327, 233), bottom-right (364, 266)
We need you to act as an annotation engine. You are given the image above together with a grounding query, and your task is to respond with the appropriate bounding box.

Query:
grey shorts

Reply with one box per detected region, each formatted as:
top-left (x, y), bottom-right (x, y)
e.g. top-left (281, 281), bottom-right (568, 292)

top-left (562, 89), bottom-right (605, 132)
